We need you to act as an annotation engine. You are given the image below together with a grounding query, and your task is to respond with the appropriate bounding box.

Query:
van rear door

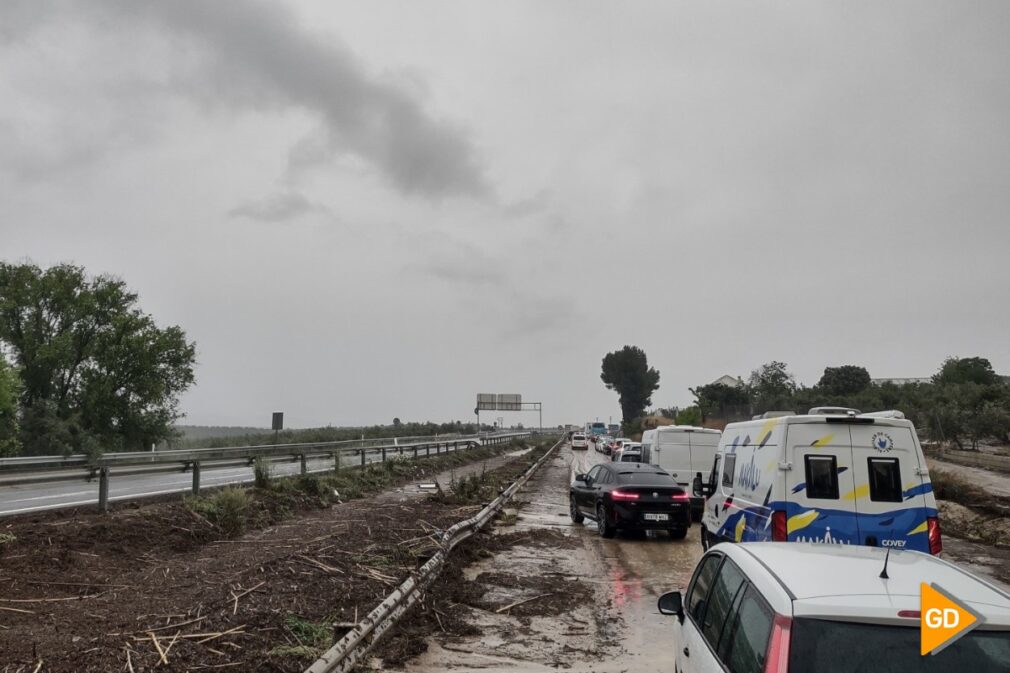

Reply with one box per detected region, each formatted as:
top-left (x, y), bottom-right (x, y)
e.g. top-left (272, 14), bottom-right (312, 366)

top-left (653, 431), bottom-right (691, 486)
top-left (784, 422), bottom-right (861, 545)
top-left (847, 422), bottom-right (931, 553)
top-left (688, 432), bottom-right (720, 484)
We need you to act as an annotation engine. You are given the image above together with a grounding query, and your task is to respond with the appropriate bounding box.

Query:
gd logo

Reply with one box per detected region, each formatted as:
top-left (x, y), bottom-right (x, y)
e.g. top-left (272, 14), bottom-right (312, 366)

top-left (920, 583), bottom-right (984, 656)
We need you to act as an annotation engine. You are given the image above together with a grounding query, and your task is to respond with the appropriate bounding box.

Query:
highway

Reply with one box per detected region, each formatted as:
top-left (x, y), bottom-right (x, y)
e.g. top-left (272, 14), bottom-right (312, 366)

top-left (0, 443), bottom-right (470, 517)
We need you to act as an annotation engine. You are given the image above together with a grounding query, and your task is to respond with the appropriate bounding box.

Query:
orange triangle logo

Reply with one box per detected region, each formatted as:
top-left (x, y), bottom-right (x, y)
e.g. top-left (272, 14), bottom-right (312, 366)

top-left (921, 582), bottom-right (984, 656)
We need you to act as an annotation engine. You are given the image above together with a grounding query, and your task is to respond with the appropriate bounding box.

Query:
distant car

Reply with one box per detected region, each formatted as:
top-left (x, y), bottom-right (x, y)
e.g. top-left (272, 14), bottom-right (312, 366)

top-left (614, 443), bottom-right (642, 462)
top-left (571, 432), bottom-right (588, 450)
top-left (658, 542), bottom-right (1010, 673)
top-left (595, 435), bottom-right (612, 453)
top-left (569, 462), bottom-right (691, 539)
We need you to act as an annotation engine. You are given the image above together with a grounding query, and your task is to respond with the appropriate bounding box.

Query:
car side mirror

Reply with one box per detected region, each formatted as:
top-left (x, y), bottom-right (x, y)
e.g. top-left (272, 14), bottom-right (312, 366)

top-left (692, 473), bottom-right (704, 496)
top-left (574, 473), bottom-right (586, 483)
top-left (658, 591), bottom-right (684, 623)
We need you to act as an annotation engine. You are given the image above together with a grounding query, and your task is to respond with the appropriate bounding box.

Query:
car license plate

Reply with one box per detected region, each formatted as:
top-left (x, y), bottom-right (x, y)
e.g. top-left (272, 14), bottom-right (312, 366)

top-left (643, 513), bottom-right (669, 521)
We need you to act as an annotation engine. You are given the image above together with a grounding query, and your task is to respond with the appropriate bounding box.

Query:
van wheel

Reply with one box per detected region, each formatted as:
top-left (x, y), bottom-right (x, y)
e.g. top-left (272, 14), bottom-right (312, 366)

top-left (597, 505), bottom-right (616, 538)
top-left (700, 526), bottom-right (709, 551)
top-left (569, 497), bottom-right (584, 524)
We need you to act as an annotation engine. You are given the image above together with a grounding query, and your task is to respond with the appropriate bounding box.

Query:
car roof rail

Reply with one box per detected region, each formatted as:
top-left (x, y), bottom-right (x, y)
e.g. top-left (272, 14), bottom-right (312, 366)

top-left (752, 411), bottom-right (795, 420)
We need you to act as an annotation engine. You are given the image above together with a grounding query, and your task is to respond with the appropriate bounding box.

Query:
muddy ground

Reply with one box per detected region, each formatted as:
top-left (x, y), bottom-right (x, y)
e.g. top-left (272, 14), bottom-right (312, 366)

top-left (0, 440), bottom-right (553, 672)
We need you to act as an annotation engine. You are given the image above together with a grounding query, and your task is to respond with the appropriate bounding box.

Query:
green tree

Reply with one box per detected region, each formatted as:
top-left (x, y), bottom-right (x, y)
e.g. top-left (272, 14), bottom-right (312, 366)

top-left (0, 262), bottom-right (196, 455)
top-left (0, 354), bottom-right (20, 456)
top-left (817, 365), bottom-right (871, 396)
top-left (690, 382), bottom-right (751, 421)
top-left (675, 406), bottom-right (703, 426)
top-left (600, 346), bottom-right (660, 426)
top-left (748, 361), bottom-right (797, 413)
top-left (933, 356), bottom-right (1001, 386)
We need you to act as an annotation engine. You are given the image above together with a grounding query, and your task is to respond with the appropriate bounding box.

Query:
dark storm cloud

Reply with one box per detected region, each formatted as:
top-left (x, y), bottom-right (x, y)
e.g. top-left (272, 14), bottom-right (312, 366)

top-left (228, 192), bottom-right (330, 223)
top-left (0, 0), bottom-right (489, 199)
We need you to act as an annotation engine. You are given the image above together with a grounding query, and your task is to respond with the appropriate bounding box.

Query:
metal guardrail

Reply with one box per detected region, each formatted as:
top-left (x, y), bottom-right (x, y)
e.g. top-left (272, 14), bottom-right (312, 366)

top-left (305, 433), bottom-right (564, 673)
top-left (0, 431), bottom-right (536, 513)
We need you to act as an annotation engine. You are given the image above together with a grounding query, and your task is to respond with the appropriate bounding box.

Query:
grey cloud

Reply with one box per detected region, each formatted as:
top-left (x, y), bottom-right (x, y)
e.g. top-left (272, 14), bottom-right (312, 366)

top-left (124, 0), bottom-right (489, 199)
top-left (1, 1), bottom-right (489, 199)
top-left (228, 192), bottom-right (330, 223)
top-left (402, 232), bottom-right (506, 286)
top-left (503, 189), bottom-right (552, 218)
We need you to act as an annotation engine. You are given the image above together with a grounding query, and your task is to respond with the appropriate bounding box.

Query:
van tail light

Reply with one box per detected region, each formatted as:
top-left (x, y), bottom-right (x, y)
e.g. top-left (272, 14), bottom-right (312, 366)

top-left (672, 492), bottom-right (691, 502)
top-left (771, 510), bottom-right (788, 542)
top-left (927, 516), bottom-right (942, 555)
top-left (610, 490), bottom-right (640, 501)
top-left (763, 614), bottom-right (792, 673)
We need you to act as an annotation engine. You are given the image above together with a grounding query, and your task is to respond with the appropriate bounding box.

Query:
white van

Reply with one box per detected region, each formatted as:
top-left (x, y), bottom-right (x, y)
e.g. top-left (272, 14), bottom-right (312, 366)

top-left (641, 426), bottom-right (721, 520)
top-left (699, 410), bottom-right (942, 555)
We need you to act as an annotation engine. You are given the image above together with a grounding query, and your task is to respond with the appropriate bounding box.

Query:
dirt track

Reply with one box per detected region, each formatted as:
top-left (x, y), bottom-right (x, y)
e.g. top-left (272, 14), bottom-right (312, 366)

top-left (0, 442), bottom-right (548, 672)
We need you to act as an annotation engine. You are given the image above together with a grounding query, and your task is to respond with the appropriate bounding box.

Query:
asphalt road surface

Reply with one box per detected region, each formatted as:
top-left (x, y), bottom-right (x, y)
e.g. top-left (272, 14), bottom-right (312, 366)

top-left (0, 445), bottom-right (464, 517)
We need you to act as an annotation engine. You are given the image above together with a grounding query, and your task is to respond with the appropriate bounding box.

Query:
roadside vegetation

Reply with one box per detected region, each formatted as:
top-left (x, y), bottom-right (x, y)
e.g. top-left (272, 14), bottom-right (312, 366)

top-left (624, 356), bottom-right (1010, 449)
top-left (181, 439), bottom-right (538, 538)
top-left (173, 419), bottom-right (486, 450)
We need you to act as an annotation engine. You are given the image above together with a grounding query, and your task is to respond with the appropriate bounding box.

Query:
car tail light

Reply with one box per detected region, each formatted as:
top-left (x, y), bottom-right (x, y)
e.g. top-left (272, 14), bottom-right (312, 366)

top-left (927, 516), bottom-right (942, 555)
top-left (763, 614), bottom-right (792, 673)
top-left (610, 490), bottom-right (639, 501)
top-left (672, 492), bottom-right (690, 502)
top-left (897, 610), bottom-right (920, 619)
top-left (771, 510), bottom-right (787, 542)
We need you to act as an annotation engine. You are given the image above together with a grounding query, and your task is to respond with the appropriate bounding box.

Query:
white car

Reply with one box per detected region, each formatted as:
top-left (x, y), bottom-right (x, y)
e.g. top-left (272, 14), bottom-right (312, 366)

top-left (613, 442), bottom-right (642, 462)
top-left (570, 432), bottom-right (588, 450)
top-left (658, 542), bottom-right (1010, 672)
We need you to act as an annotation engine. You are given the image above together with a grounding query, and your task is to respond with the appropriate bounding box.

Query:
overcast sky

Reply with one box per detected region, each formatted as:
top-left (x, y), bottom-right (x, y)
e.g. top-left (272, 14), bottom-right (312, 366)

top-left (2, 1), bottom-right (1008, 428)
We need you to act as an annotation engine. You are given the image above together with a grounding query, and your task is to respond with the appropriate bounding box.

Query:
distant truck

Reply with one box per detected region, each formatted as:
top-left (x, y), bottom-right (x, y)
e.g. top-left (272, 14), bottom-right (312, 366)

top-left (589, 421), bottom-right (607, 437)
top-left (607, 423), bottom-right (620, 436)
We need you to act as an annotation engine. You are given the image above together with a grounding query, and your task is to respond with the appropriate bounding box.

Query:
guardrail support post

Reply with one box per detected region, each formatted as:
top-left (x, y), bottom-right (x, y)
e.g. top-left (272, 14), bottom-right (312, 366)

top-left (426, 445), bottom-right (430, 457)
top-left (192, 461), bottom-right (201, 495)
top-left (299, 454), bottom-right (307, 475)
top-left (413, 445), bottom-right (418, 459)
top-left (98, 467), bottom-right (110, 512)
top-left (381, 446), bottom-right (386, 463)
top-left (361, 450), bottom-right (366, 467)
top-left (334, 452), bottom-right (341, 473)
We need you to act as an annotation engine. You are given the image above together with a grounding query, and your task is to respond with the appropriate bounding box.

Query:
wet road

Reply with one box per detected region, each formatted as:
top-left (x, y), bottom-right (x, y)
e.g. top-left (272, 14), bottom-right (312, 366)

top-left (399, 440), bottom-right (1010, 672)
top-left (403, 440), bottom-right (703, 672)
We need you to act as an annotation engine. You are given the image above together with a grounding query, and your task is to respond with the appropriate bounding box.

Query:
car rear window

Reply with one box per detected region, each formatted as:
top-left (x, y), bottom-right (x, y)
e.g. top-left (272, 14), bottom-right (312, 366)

top-left (616, 471), bottom-right (675, 485)
top-left (789, 619), bottom-right (1010, 672)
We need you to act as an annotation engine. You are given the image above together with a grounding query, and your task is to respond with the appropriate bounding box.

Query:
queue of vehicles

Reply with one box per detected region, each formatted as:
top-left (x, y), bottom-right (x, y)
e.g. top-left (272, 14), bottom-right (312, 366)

top-left (573, 408), bottom-right (1009, 668)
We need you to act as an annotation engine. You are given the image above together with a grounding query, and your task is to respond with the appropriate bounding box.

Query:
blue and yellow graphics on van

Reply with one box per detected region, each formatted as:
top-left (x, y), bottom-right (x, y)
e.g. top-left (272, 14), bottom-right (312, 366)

top-left (702, 414), bottom-right (941, 555)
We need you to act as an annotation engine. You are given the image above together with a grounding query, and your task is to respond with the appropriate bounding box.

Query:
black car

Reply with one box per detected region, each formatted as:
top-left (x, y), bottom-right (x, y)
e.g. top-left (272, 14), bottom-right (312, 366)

top-left (569, 462), bottom-right (691, 539)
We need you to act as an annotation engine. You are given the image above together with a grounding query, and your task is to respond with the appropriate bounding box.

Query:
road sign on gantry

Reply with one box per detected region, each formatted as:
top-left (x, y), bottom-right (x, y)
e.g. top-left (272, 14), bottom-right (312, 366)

top-left (498, 394), bottom-right (522, 411)
top-left (477, 394), bottom-right (497, 410)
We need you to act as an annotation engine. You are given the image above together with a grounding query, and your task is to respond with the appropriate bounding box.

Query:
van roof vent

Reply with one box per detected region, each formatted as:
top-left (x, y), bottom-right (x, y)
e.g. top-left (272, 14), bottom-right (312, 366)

top-left (752, 411), bottom-right (796, 420)
top-left (808, 406), bottom-right (861, 416)
top-left (859, 410), bottom-right (906, 419)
